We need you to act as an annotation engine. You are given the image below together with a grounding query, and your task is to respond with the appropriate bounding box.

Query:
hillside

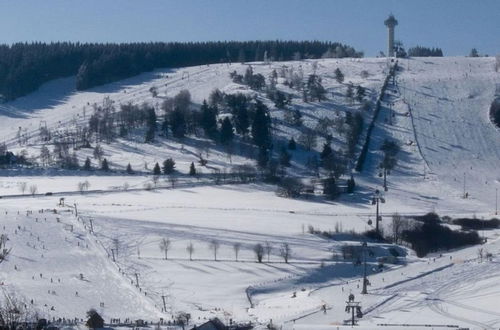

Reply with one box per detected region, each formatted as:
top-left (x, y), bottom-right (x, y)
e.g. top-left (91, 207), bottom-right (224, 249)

top-left (0, 56), bottom-right (499, 329)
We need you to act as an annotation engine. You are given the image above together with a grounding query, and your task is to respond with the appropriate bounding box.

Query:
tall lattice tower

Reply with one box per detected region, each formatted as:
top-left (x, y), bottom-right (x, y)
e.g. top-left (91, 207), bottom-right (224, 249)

top-left (384, 14), bottom-right (398, 57)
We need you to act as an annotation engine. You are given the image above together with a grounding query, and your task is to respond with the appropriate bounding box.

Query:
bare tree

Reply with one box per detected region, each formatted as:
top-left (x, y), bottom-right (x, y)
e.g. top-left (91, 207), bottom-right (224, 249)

top-left (29, 184), bottom-right (38, 196)
top-left (152, 175), bottom-right (160, 188)
top-left (112, 238), bottom-right (120, 260)
top-left (254, 243), bottom-right (264, 263)
top-left (478, 247), bottom-right (484, 262)
top-left (159, 238), bottom-right (172, 260)
top-left (0, 234), bottom-right (11, 264)
top-left (265, 241), bottom-right (272, 262)
top-left (39, 145), bottom-right (51, 166)
top-left (176, 312), bottom-right (191, 330)
top-left (78, 180), bottom-right (90, 194)
top-left (93, 144), bottom-right (104, 160)
top-left (186, 242), bottom-right (194, 261)
top-left (233, 242), bottom-right (241, 261)
top-left (19, 182), bottom-right (27, 195)
top-left (209, 239), bottom-right (220, 261)
top-left (390, 213), bottom-right (403, 244)
top-left (279, 243), bottom-right (291, 263)
top-left (169, 174), bottom-right (178, 188)
top-left (298, 131), bottom-right (317, 151)
top-left (0, 292), bottom-right (35, 327)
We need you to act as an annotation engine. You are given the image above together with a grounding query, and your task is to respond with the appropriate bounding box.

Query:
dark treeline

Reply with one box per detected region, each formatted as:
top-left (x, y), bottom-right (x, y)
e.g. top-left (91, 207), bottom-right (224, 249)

top-left (0, 41), bottom-right (362, 101)
top-left (402, 213), bottom-right (481, 257)
top-left (407, 46), bottom-right (443, 57)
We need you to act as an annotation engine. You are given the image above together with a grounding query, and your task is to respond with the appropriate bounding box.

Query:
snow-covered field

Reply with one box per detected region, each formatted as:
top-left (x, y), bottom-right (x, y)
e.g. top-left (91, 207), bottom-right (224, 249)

top-left (0, 56), bottom-right (499, 329)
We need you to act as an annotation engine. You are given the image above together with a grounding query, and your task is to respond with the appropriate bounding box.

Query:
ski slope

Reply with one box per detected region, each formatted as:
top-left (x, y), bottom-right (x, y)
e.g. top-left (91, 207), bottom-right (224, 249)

top-left (0, 56), bottom-right (499, 328)
top-left (0, 58), bottom-right (388, 176)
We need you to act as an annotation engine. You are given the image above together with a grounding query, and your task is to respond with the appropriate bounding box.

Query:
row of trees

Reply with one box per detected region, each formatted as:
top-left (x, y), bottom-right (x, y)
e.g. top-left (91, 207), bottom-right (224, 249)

top-left (158, 238), bottom-right (292, 263)
top-left (0, 41), bottom-right (361, 101)
top-left (407, 46), bottom-right (443, 57)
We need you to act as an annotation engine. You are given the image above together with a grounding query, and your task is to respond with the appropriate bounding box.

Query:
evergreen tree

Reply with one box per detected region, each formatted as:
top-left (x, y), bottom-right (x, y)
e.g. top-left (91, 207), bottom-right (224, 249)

top-left (288, 137), bottom-right (296, 150)
top-left (161, 117), bottom-right (169, 137)
top-left (469, 48), bottom-right (479, 57)
top-left (101, 158), bottom-right (109, 171)
top-left (83, 157), bottom-right (92, 171)
top-left (306, 74), bottom-right (326, 101)
top-left (320, 142), bottom-right (333, 161)
top-left (356, 85), bottom-right (366, 102)
top-left (257, 147), bottom-right (269, 168)
top-left (279, 146), bottom-right (292, 167)
top-left (126, 163), bottom-right (134, 174)
top-left (86, 309), bottom-right (104, 329)
top-left (169, 109), bottom-right (187, 138)
top-left (162, 158), bottom-right (176, 174)
top-left (199, 100), bottom-right (218, 139)
top-left (323, 177), bottom-right (339, 200)
top-left (144, 106), bottom-right (157, 143)
top-left (226, 93), bottom-right (250, 135)
top-left (153, 162), bottom-right (162, 175)
top-left (346, 174), bottom-right (356, 193)
top-left (189, 162), bottom-right (196, 176)
top-left (219, 117), bottom-right (234, 144)
top-left (334, 68), bottom-right (344, 83)
top-left (251, 100), bottom-right (272, 149)
top-left (244, 65), bottom-right (254, 86)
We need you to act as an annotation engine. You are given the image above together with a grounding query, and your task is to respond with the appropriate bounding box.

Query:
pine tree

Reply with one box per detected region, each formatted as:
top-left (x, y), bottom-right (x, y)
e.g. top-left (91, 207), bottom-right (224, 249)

top-left (162, 158), bottom-right (176, 174)
top-left (219, 117), bottom-right (234, 144)
top-left (306, 74), bottom-right (326, 101)
top-left (153, 162), bottom-right (161, 175)
top-left (244, 65), bottom-right (254, 85)
top-left (189, 162), bottom-right (196, 176)
top-left (199, 100), bottom-right (218, 139)
top-left (279, 146), bottom-right (292, 167)
top-left (469, 48), bottom-right (479, 57)
top-left (161, 117), bottom-right (169, 137)
top-left (145, 107), bottom-right (157, 143)
top-left (126, 163), bottom-right (134, 174)
top-left (323, 177), bottom-right (339, 200)
top-left (356, 85), bottom-right (366, 102)
top-left (347, 174), bottom-right (356, 193)
top-left (170, 109), bottom-right (186, 138)
top-left (251, 100), bottom-right (272, 149)
top-left (320, 142), bottom-right (333, 161)
top-left (101, 158), bottom-right (109, 171)
top-left (83, 157), bottom-right (92, 171)
top-left (334, 68), bottom-right (344, 83)
top-left (257, 147), bottom-right (269, 168)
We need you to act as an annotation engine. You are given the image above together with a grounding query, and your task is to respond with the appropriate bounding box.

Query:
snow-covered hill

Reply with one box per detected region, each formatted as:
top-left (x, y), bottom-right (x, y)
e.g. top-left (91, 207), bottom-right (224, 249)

top-left (0, 56), bottom-right (499, 329)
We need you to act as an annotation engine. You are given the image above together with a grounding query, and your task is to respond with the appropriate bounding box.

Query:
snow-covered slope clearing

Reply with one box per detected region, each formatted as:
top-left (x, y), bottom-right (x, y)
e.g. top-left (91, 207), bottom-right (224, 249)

top-left (0, 56), bottom-right (499, 328)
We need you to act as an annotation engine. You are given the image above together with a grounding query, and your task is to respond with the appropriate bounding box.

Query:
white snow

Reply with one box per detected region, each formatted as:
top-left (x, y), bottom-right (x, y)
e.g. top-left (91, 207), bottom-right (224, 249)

top-left (0, 56), bottom-right (499, 329)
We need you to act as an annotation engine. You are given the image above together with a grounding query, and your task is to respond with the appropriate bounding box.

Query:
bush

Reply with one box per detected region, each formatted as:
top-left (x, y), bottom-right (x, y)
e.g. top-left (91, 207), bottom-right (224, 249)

top-left (453, 218), bottom-right (500, 230)
top-left (364, 229), bottom-right (385, 241)
top-left (86, 309), bottom-right (104, 329)
top-left (490, 98), bottom-right (500, 128)
top-left (276, 177), bottom-right (304, 198)
top-left (402, 213), bottom-right (482, 257)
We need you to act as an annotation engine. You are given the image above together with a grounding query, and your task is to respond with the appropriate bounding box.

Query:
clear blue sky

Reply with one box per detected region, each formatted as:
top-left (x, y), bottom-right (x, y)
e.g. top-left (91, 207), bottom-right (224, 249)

top-left (0, 0), bottom-right (498, 57)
